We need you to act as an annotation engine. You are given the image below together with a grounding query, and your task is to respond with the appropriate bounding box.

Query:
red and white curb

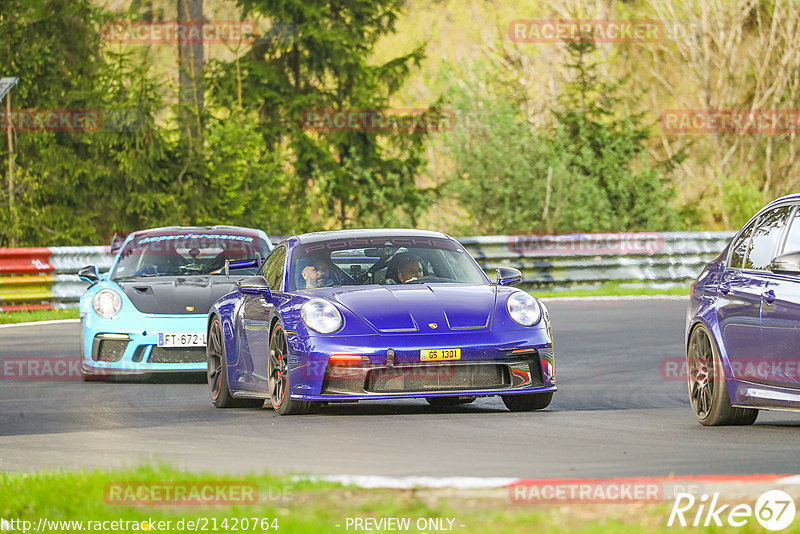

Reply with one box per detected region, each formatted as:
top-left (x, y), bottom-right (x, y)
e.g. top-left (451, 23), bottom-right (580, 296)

top-left (303, 473), bottom-right (800, 492)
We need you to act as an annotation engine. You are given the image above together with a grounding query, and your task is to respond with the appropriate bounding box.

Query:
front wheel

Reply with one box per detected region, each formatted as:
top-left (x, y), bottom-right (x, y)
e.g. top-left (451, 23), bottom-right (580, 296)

top-left (687, 325), bottom-right (757, 426)
top-left (269, 324), bottom-right (316, 415)
top-left (207, 317), bottom-right (263, 408)
top-left (502, 392), bottom-right (553, 412)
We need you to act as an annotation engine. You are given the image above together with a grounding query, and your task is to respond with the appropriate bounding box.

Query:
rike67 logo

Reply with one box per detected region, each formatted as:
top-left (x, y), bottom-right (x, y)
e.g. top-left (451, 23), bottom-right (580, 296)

top-left (668, 490), bottom-right (796, 531)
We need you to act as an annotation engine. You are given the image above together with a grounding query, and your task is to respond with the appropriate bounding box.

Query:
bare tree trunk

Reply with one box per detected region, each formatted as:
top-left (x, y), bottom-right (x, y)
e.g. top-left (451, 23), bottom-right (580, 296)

top-left (177, 0), bottom-right (204, 150)
top-left (6, 90), bottom-right (15, 246)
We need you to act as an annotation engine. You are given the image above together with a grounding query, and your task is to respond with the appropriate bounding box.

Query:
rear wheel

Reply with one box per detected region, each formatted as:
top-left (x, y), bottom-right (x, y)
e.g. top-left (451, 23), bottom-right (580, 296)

top-left (426, 396), bottom-right (477, 407)
top-left (207, 317), bottom-right (263, 408)
top-left (269, 324), bottom-right (316, 415)
top-left (687, 325), bottom-right (757, 426)
top-left (502, 392), bottom-right (553, 412)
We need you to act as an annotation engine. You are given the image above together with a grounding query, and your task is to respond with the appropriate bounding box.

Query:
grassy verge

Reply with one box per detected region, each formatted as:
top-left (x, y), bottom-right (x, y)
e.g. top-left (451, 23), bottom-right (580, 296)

top-left (0, 308), bottom-right (79, 324)
top-left (0, 465), bottom-right (783, 533)
top-left (531, 283), bottom-right (689, 298)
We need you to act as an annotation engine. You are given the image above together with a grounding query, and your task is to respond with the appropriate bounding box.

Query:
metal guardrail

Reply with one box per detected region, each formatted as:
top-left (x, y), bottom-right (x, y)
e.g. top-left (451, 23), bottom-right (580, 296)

top-left (0, 246), bottom-right (112, 311)
top-left (0, 232), bottom-right (734, 310)
top-left (462, 232), bottom-right (734, 290)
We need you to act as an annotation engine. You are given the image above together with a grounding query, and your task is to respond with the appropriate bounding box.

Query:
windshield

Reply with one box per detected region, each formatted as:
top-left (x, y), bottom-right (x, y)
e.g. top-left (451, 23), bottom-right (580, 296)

top-left (112, 232), bottom-right (270, 279)
top-left (288, 236), bottom-right (488, 291)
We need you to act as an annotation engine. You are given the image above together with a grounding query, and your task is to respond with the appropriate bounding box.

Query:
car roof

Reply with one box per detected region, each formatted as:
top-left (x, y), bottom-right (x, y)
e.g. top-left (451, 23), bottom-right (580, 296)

top-left (132, 225), bottom-right (263, 237)
top-left (766, 193), bottom-right (800, 207)
top-left (287, 228), bottom-right (451, 246)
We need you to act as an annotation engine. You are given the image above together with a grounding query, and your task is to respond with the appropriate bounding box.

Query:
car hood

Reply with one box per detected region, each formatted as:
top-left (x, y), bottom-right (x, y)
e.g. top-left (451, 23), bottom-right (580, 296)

top-left (319, 284), bottom-right (497, 333)
top-left (115, 276), bottom-right (238, 315)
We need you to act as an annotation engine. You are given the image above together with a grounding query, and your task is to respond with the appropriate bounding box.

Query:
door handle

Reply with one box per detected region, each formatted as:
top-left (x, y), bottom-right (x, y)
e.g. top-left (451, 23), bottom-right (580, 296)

top-left (762, 289), bottom-right (776, 303)
top-left (719, 282), bottom-right (731, 294)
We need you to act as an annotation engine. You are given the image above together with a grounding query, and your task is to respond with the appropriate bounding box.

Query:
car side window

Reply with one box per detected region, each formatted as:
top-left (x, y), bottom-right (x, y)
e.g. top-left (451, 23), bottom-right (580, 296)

top-left (729, 219), bottom-right (758, 269)
top-left (780, 208), bottom-right (800, 255)
top-left (263, 245), bottom-right (286, 291)
top-left (744, 206), bottom-right (793, 270)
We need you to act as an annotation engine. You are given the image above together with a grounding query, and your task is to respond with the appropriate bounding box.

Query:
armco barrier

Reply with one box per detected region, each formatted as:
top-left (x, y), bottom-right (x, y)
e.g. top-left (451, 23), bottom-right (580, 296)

top-left (0, 232), bottom-right (735, 311)
top-left (462, 231), bottom-right (734, 289)
top-left (0, 246), bottom-right (112, 311)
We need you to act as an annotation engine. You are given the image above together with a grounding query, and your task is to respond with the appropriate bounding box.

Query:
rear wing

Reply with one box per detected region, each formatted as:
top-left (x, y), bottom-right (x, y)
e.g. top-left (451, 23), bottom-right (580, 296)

top-left (224, 253), bottom-right (266, 278)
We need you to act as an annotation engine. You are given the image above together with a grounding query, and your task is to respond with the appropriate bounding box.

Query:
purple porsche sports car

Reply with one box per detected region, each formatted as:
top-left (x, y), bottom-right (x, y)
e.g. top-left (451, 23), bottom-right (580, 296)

top-left (687, 194), bottom-right (800, 425)
top-left (206, 229), bottom-right (556, 415)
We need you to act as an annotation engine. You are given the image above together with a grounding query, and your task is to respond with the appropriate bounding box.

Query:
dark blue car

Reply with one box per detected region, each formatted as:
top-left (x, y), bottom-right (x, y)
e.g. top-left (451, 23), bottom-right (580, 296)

top-left (687, 194), bottom-right (800, 425)
top-left (206, 229), bottom-right (556, 415)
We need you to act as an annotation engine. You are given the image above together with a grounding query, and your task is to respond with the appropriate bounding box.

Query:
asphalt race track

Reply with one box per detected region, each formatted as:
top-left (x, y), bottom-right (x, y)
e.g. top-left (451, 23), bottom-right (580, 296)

top-left (1, 299), bottom-right (799, 478)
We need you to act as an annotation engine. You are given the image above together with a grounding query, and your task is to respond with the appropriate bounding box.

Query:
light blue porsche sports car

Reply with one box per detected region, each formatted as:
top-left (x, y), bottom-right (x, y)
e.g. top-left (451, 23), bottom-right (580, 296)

top-left (78, 226), bottom-right (271, 379)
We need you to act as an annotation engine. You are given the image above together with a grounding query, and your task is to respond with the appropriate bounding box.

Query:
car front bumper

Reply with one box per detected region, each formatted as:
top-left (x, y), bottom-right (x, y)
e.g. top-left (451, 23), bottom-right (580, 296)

top-left (81, 312), bottom-right (208, 375)
top-left (284, 328), bottom-right (556, 401)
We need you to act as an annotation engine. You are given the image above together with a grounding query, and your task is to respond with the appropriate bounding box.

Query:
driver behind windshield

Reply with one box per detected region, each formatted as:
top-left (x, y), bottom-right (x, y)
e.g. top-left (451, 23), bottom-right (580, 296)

top-left (396, 255), bottom-right (424, 283)
top-left (300, 255), bottom-right (334, 289)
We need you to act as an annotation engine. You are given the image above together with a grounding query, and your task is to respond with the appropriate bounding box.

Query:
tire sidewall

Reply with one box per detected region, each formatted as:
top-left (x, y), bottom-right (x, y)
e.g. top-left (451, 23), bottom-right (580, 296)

top-left (208, 317), bottom-right (233, 407)
top-left (269, 323), bottom-right (291, 414)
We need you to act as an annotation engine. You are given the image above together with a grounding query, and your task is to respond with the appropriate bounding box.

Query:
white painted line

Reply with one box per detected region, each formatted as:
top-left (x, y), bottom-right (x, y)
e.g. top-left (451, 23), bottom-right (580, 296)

top-left (539, 295), bottom-right (688, 302)
top-left (0, 319), bottom-right (80, 329)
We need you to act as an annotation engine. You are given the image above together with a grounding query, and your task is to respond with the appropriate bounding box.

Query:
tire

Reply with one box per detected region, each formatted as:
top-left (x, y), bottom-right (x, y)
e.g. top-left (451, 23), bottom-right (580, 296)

top-left (501, 392), bottom-right (553, 412)
top-left (687, 324), bottom-right (758, 426)
top-left (207, 317), bottom-right (263, 408)
top-left (426, 396), bottom-right (477, 407)
top-left (268, 323), bottom-right (316, 415)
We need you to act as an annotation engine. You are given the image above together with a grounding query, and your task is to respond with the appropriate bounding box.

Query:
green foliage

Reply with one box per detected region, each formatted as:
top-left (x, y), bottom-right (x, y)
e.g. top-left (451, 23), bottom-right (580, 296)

top-left (444, 42), bottom-right (683, 235)
top-left (721, 174), bottom-right (765, 229)
top-left (221, 0), bottom-right (430, 229)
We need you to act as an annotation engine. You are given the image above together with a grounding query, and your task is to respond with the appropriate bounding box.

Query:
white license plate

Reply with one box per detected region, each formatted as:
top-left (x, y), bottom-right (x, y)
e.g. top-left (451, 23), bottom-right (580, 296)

top-left (157, 332), bottom-right (206, 347)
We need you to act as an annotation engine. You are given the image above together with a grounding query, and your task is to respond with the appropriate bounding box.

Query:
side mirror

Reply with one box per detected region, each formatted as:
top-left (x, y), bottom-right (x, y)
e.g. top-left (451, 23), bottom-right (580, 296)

top-left (78, 265), bottom-right (100, 283)
top-left (236, 275), bottom-right (272, 300)
top-left (496, 266), bottom-right (522, 286)
top-left (770, 251), bottom-right (800, 275)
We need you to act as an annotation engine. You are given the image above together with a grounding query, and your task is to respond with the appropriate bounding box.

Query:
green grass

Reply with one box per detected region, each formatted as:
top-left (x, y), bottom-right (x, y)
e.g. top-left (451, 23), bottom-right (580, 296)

top-left (0, 308), bottom-right (79, 324)
top-left (0, 464), bottom-right (789, 533)
top-left (530, 283), bottom-right (689, 298)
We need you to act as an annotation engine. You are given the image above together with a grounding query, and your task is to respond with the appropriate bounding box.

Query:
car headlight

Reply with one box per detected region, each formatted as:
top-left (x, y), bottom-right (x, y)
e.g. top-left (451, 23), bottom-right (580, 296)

top-left (92, 289), bottom-right (122, 318)
top-left (506, 291), bottom-right (542, 326)
top-left (301, 299), bottom-right (343, 334)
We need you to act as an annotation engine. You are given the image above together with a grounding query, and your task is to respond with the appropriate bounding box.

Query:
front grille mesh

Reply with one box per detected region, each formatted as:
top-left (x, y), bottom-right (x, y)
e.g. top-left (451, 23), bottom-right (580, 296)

top-left (148, 347), bottom-right (206, 363)
top-left (93, 339), bottom-right (128, 362)
top-left (367, 364), bottom-right (508, 393)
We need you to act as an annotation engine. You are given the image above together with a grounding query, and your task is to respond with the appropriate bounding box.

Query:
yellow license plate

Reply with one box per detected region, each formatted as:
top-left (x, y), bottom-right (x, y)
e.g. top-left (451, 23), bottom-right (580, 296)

top-left (420, 348), bottom-right (461, 361)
